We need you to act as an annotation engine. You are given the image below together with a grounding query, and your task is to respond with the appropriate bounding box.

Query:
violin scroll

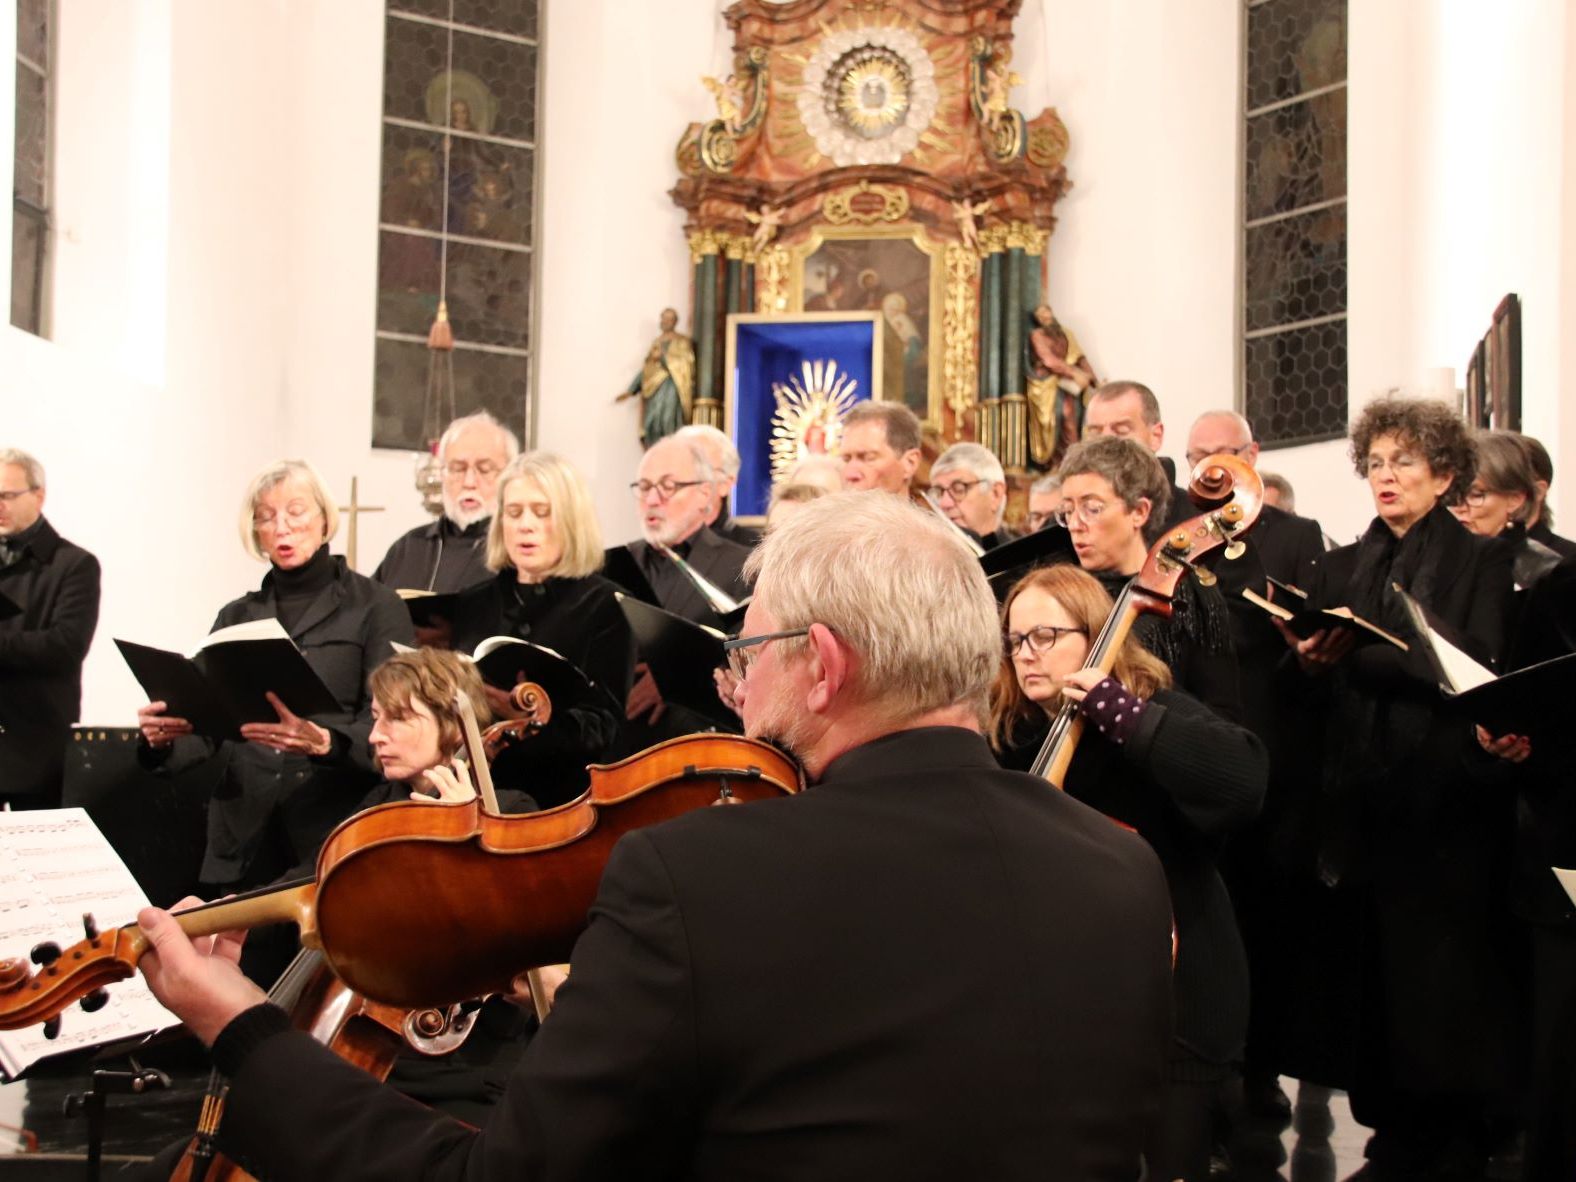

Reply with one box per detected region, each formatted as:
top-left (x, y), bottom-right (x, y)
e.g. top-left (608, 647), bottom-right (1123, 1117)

top-left (480, 680), bottom-right (552, 763)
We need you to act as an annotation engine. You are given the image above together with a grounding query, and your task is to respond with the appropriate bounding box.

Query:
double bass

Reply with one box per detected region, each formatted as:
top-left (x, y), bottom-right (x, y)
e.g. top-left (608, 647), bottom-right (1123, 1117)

top-left (1030, 452), bottom-right (1263, 788)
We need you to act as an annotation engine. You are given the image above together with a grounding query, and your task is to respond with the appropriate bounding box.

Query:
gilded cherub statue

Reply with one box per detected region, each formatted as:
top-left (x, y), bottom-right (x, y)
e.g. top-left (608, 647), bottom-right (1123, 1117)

top-left (950, 197), bottom-right (990, 252)
top-left (701, 75), bottom-right (745, 134)
top-left (745, 204), bottom-right (785, 253)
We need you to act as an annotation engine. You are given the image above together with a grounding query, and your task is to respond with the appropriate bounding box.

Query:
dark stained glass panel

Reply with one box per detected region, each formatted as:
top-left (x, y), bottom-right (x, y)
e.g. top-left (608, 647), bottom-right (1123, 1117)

top-left (1246, 0), bottom-right (1347, 111)
top-left (1245, 94), bottom-right (1346, 222)
top-left (13, 64), bottom-right (47, 208)
top-left (1244, 321), bottom-right (1348, 447)
top-left (373, 337), bottom-right (530, 451)
top-left (383, 16), bottom-right (536, 145)
top-left (391, 0), bottom-right (537, 40)
top-left (1244, 204), bottom-right (1346, 333)
top-left (10, 207), bottom-right (45, 333)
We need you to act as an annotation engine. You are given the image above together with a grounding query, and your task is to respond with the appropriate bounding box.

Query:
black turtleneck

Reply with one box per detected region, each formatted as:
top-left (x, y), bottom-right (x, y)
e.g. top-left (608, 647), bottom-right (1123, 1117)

top-left (271, 546), bottom-right (336, 634)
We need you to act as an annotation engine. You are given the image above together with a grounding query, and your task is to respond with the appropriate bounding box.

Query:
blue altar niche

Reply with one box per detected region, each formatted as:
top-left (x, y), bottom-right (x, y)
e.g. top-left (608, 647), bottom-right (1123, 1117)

top-left (726, 313), bottom-right (892, 520)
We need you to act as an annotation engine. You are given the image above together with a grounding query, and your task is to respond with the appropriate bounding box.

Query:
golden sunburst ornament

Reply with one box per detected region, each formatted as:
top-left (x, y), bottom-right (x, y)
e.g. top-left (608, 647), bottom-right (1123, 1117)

top-left (828, 47), bottom-right (911, 139)
top-left (770, 359), bottom-right (861, 481)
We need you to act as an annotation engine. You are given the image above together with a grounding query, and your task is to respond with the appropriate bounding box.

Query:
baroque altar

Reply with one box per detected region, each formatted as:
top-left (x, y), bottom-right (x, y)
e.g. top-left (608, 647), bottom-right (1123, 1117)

top-left (670, 0), bottom-right (1078, 476)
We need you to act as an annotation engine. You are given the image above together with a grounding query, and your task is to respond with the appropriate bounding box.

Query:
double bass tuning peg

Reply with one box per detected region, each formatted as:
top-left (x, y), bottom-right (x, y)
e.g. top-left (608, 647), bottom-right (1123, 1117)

top-left (1224, 540), bottom-right (1246, 561)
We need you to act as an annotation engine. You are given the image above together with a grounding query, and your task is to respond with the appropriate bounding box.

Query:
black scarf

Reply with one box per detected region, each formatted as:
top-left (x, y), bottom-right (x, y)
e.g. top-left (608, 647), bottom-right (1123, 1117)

top-left (0, 518), bottom-right (43, 570)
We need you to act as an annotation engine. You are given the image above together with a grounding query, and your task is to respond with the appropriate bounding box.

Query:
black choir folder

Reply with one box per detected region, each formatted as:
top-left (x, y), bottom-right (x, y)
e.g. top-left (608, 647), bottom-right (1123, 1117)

top-left (116, 618), bottom-right (339, 742)
top-left (615, 594), bottom-right (736, 727)
top-left (1239, 587), bottom-right (1408, 650)
top-left (1398, 588), bottom-right (1576, 737)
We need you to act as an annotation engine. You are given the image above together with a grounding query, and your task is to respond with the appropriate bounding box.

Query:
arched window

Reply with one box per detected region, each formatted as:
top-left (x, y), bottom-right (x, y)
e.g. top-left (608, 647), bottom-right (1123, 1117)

top-left (1242, 0), bottom-right (1348, 447)
top-left (373, 1), bottom-right (541, 451)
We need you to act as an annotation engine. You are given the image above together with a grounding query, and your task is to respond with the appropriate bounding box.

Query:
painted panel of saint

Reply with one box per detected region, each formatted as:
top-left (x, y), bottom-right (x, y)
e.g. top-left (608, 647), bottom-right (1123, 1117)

top-left (802, 237), bottom-right (929, 417)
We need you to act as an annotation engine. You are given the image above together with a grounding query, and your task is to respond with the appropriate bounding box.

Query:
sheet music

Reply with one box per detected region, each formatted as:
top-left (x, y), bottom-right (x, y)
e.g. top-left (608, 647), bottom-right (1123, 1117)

top-left (0, 809), bottom-right (179, 1078)
top-left (1555, 867), bottom-right (1576, 910)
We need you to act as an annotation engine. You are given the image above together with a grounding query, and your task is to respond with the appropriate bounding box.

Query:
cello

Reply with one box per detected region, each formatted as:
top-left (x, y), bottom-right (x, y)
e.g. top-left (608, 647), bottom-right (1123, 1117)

top-left (1029, 452), bottom-right (1263, 788)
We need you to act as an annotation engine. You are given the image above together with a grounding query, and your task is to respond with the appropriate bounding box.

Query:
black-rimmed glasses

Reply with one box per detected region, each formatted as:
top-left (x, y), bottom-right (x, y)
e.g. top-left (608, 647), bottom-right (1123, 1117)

top-left (722, 628), bottom-right (811, 680)
top-left (1003, 625), bottom-right (1087, 658)
top-left (630, 478), bottom-right (708, 501)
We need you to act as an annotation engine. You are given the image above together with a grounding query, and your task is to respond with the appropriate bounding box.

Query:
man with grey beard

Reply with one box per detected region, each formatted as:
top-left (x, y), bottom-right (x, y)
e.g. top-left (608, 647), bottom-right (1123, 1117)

top-left (373, 411), bottom-right (519, 592)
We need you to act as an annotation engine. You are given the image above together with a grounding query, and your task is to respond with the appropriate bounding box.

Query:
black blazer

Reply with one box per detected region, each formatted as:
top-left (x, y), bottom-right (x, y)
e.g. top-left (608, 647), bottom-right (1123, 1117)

top-left (145, 556), bottom-right (413, 886)
top-left (212, 727), bottom-right (1175, 1182)
top-left (0, 518), bottom-right (101, 801)
top-left (627, 527), bottom-right (751, 628)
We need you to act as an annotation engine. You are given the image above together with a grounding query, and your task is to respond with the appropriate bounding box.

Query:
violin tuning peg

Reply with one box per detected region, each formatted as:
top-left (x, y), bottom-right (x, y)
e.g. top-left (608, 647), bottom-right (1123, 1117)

top-left (1224, 540), bottom-right (1246, 561)
top-left (80, 988), bottom-right (110, 1014)
top-left (30, 941), bottom-right (61, 967)
top-left (42, 1016), bottom-right (61, 1041)
top-left (82, 913), bottom-right (99, 941)
top-left (1194, 568), bottom-right (1218, 588)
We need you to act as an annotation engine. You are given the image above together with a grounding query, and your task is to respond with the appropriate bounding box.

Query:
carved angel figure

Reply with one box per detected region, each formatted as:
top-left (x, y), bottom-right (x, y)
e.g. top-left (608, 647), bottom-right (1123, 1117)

top-left (950, 197), bottom-right (990, 252)
top-left (745, 205), bottom-right (785, 253)
top-left (982, 60), bottom-right (1023, 117)
top-left (701, 74), bottom-right (745, 134)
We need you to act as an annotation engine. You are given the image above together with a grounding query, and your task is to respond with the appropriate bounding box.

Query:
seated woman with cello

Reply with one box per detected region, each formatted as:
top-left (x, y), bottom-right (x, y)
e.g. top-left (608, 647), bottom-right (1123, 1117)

top-left (990, 562), bottom-right (1266, 1182)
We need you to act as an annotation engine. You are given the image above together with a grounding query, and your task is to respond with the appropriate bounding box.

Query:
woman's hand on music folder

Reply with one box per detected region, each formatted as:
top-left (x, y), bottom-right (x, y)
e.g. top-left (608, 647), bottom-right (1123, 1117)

top-left (1278, 623), bottom-right (1356, 673)
top-left (137, 701), bottom-right (193, 749)
top-left (137, 896), bottom-right (266, 1046)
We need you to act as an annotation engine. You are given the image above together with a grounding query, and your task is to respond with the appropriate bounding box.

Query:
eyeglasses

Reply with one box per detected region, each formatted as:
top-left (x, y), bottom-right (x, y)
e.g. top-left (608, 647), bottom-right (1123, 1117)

top-left (1003, 625), bottom-right (1088, 658)
top-left (1051, 498), bottom-right (1111, 529)
top-left (927, 478), bottom-right (983, 503)
top-left (0, 488), bottom-right (38, 503)
top-left (445, 460), bottom-right (502, 479)
top-left (1460, 486), bottom-right (1496, 507)
top-left (253, 506), bottom-right (322, 534)
top-left (1365, 453), bottom-right (1423, 477)
top-left (1026, 508), bottom-right (1054, 531)
top-left (1184, 444), bottom-right (1252, 467)
top-left (722, 627), bottom-right (811, 681)
top-left (630, 478), bottom-right (708, 501)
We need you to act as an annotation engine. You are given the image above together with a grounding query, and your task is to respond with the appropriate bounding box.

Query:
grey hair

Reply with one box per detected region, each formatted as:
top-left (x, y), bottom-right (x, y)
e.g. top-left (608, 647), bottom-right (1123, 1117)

top-left (743, 491), bottom-right (1000, 725)
top-left (932, 442), bottom-right (1006, 487)
top-left (1189, 409), bottom-right (1254, 443)
top-left (1029, 473), bottom-right (1062, 497)
top-left (1057, 436), bottom-right (1172, 542)
top-left (438, 411), bottom-right (521, 464)
top-left (675, 424), bottom-right (741, 481)
top-left (238, 459), bottom-right (340, 561)
top-left (0, 448), bottom-right (45, 490)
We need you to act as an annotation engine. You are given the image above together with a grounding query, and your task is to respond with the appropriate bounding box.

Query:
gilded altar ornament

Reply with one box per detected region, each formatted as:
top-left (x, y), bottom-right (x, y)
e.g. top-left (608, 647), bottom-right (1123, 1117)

top-left (822, 180), bottom-right (910, 225)
top-left (1026, 110), bottom-right (1071, 171)
top-left (615, 308), bottom-right (696, 448)
top-left (796, 25), bottom-right (939, 167)
top-left (769, 359), bottom-right (861, 481)
top-left (757, 244), bottom-right (791, 313)
top-left (950, 197), bottom-right (990, 253)
top-left (696, 48), bottom-right (769, 175)
top-left (942, 244), bottom-right (980, 424)
top-left (969, 39), bottom-right (1026, 163)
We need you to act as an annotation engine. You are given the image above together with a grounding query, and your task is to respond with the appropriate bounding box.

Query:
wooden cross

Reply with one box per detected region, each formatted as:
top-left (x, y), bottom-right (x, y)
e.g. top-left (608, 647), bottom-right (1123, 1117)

top-left (339, 476), bottom-right (385, 570)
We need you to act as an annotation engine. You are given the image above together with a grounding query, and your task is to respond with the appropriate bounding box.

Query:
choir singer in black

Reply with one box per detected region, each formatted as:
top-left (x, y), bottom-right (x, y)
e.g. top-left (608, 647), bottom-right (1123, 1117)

top-left (1285, 397), bottom-right (1518, 1182)
top-left (447, 451), bottom-right (635, 809)
top-left (136, 460), bottom-right (413, 903)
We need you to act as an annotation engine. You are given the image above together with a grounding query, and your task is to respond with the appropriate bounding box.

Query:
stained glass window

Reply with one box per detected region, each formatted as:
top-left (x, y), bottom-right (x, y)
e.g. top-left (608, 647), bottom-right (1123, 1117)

top-left (373, 2), bottom-right (541, 451)
top-left (1242, 0), bottom-right (1348, 447)
top-left (11, 0), bottom-right (50, 335)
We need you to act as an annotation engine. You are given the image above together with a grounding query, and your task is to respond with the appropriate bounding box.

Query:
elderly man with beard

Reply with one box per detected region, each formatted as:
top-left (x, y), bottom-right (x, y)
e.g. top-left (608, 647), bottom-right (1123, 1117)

top-left (622, 433), bottom-right (752, 731)
top-left (135, 492), bottom-right (1175, 1182)
top-left (373, 411), bottom-right (520, 593)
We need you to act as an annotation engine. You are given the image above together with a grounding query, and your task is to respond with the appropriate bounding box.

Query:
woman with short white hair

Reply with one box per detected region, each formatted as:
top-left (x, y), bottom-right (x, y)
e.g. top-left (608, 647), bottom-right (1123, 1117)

top-left (136, 459), bottom-right (413, 978)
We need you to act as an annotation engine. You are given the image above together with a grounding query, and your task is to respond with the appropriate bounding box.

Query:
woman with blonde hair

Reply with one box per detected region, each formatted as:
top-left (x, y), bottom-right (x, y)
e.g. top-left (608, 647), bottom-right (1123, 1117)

top-left (991, 563), bottom-right (1265, 1182)
top-left (447, 451), bottom-right (636, 807)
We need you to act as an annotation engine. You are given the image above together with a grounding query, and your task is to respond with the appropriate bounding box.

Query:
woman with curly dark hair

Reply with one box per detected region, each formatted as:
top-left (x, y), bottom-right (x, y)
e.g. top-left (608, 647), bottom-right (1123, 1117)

top-left (1286, 396), bottom-right (1519, 1182)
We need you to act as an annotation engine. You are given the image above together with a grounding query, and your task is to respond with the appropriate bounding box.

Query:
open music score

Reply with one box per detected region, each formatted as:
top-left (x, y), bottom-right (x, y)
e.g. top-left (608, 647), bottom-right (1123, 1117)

top-left (0, 809), bottom-right (177, 1077)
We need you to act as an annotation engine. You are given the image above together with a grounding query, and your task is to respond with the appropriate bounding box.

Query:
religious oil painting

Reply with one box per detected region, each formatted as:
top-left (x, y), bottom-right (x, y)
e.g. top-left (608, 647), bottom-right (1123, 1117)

top-left (795, 232), bottom-right (935, 419)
